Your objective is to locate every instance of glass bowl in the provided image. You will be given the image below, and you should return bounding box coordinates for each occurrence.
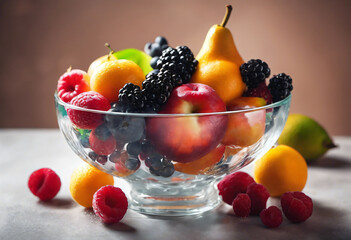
[55,93,291,216]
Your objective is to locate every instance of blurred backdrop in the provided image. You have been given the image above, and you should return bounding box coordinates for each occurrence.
[0,0,350,135]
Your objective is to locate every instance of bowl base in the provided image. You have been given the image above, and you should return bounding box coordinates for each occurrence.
[128,180,220,216]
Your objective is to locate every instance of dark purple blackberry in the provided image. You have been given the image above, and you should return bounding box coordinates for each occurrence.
[146,155,175,178]
[141,70,176,112]
[156,46,198,84]
[240,59,271,89]
[118,83,147,112]
[268,73,293,102]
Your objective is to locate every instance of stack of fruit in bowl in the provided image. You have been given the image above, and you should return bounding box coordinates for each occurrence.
[55,5,293,183]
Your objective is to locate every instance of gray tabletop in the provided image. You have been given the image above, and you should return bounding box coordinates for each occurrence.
[1,129,351,240]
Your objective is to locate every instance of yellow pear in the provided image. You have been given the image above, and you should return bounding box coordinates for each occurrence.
[191,5,246,104]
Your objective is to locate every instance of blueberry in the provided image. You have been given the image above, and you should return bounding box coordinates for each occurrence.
[150,56,159,69]
[109,151,121,163]
[96,155,108,165]
[145,156,162,168]
[94,124,112,141]
[149,166,160,176]
[159,165,175,178]
[125,157,140,171]
[155,36,168,47]
[141,141,153,154]
[144,42,152,55]
[126,141,142,157]
[150,43,162,57]
[105,109,145,143]
[88,151,98,160]
[80,137,90,148]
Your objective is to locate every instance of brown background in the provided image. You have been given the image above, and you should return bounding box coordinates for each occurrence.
[0,0,350,135]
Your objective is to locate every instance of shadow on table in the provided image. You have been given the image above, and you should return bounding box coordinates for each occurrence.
[38,197,75,209]
[104,222,137,232]
[308,155,351,169]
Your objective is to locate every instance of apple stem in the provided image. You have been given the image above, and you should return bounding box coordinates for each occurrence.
[220,5,233,27]
[66,66,72,72]
[105,43,115,61]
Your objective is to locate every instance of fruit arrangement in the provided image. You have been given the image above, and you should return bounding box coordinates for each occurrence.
[55,5,294,180]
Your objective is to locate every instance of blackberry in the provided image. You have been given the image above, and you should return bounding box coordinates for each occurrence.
[118,83,147,112]
[146,155,175,178]
[240,59,271,89]
[156,46,198,84]
[268,73,293,102]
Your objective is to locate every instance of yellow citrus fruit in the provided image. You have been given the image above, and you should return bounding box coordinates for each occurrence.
[253,145,308,197]
[90,59,145,102]
[69,163,114,208]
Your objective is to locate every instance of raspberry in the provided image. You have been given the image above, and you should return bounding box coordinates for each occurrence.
[28,168,61,201]
[67,91,111,129]
[246,183,270,215]
[245,82,272,104]
[260,206,283,228]
[57,69,90,103]
[92,186,128,224]
[281,191,313,223]
[217,171,255,205]
[89,125,116,156]
[232,193,251,217]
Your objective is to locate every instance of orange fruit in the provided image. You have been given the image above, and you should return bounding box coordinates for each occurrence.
[191,60,245,104]
[87,54,118,77]
[90,59,145,102]
[253,145,308,197]
[69,163,114,208]
[174,144,225,175]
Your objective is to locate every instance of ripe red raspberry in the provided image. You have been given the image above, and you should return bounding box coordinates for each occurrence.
[217,171,255,205]
[67,91,110,129]
[245,82,272,104]
[89,126,116,156]
[246,182,270,215]
[57,69,90,103]
[93,185,128,224]
[281,191,313,223]
[232,193,251,217]
[260,206,283,228]
[28,168,61,201]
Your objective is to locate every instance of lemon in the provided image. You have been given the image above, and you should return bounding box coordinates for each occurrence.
[69,163,114,208]
[278,114,336,162]
[254,145,308,197]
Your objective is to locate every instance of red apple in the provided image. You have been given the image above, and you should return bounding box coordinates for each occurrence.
[221,97,266,147]
[146,83,228,163]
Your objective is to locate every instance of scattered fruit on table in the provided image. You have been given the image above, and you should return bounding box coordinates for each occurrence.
[87,43,118,77]
[57,69,90,103]
[28,168,61,201]
[113,48,153,75]
[222,97,266,147]
[217,171,255,205]
[246,182,270,215]
[232,193,251,217]
[253,145,308,197]
[217,171,313,228]
[278,113,336,162]
[174,144,225,175]
[69,162,114,208]
[92,185,128,224]
[146,83,228,163]
[281,191,313,223]
[67,91,111,129]
[260,206,283,228]
[192,6,246,104]
[90,59,145,103]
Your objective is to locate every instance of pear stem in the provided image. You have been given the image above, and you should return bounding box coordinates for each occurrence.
[324,141,338,149]
[105,43,115,61]
[220,5,233,27]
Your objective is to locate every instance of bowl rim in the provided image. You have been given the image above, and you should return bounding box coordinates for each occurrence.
[54,92,291,117]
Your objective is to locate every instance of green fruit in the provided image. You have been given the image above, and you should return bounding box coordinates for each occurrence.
[113,48,152,75]
[278,114,336,162]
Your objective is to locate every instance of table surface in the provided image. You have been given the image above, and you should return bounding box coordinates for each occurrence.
[1,129,351,240]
